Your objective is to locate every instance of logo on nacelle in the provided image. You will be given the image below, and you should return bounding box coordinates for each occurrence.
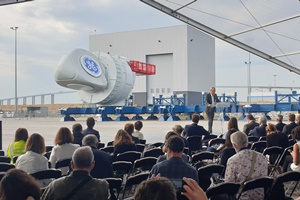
[80,55,101,77]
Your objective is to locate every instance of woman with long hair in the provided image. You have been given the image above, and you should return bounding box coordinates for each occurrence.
[7,128,28,162]
[113,129,137,161]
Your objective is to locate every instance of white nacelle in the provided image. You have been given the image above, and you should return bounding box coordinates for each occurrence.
[55,49,135,106]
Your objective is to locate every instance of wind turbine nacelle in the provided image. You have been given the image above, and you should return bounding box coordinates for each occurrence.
[55,49,135,106]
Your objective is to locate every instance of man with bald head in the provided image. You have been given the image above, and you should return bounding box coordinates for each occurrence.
[205,87,220,133]
[41,147,109,200]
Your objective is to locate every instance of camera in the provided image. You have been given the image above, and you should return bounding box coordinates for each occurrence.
[170,179,187,193]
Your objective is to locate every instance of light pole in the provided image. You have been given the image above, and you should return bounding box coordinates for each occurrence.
[245,53,251,105]
[10,26,18,115]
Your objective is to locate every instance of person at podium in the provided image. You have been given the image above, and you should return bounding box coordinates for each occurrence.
[205,87,220,133]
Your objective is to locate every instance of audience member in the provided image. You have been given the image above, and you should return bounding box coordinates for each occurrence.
[150,136,198,183]
[72,123,84,146]
[290,126,300,171]
[157,131,189,163]
[218,128,237,173]
[41,147,109,200]
[113,129,137,161]
[49,127,79,175]
[182,114,209,138]
[243,114,259,135]
[296,114,300,126]
[82,134,113,178]
[222,117,239,139]
[173,124,188,147]
[7,128,28,162]
[124,123,140,144]
[249,116,267,138]
[275,114,286,132]
[82,117,100,141]
[0,169,41,200]
[15,133,50,187]
[133,120,144,140]
[134,177,176,200]
[182,177,208,200]
[225,131,268,200]
[282,113,298,135]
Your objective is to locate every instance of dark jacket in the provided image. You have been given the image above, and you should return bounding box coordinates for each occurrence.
[83,128,100,142]
[243,120,259,135]
[276,122,286,132]
[183,123,210,138]
[90,146,113,179]
[282,122,298,135]
[73,131,84,146]
[249,124,267,138]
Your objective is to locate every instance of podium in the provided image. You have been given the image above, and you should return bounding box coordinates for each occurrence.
[216,102,230,134]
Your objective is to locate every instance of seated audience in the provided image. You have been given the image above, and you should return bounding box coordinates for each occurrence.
[15,133,50,187]
[282,113,298,135]
[7,128,28,162]
[173,124,188,147]
[218,128,237,173]
[82,134,113,178]
[49,127,79,175]
[41,147,109,200]
[0,169,41,200]
[113,129,137,161]
[225,131,268,200]
[243,114,259,135]
[157,131,189,163]
[133,120,144,140]
[275,114,286,132]
[290,126,300,171]
[72,123,84,146]
[296,114,300,126]
[249,116,267,138]
[124,123,140,144]
[82,117,100,141]
[266,123,288,149]
[182,114,209,138]
[222,117,239,139]
[150,136,198,183]
[134,177,176,200]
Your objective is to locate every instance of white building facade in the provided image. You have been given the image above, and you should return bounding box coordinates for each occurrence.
[89,25,215,106]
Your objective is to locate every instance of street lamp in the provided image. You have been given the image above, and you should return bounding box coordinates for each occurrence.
[10,26,18,115]
[245,53,251,105]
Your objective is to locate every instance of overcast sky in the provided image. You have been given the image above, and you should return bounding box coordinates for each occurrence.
[0,0,299,104]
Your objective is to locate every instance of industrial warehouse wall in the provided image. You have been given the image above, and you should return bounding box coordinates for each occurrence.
[89,25,215,106]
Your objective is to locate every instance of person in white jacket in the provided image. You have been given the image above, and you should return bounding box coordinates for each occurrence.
[49,127,80,175]
[16,133,50,187]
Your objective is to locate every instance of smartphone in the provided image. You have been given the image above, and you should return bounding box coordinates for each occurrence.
[170,179,187,193]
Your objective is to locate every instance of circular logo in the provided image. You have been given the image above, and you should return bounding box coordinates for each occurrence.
[80,55,101,77]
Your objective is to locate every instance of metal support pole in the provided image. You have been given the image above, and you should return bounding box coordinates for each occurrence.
[10,26,18,115]
[0,121,2,150]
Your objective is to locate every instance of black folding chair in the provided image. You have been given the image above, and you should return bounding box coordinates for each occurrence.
[139,139,146,144]
[247,136,259,143]
[97,142,105,149]
[259,136,267,141]
[0,163,15,172]
[206,182,240,200]
[104,177,122,200]
[116,151,141,164]
[136,144,145,153]
[237,176,274,200]
[45,146,54,152]
[250,141,267,153]
[143,148,163,158]
[262,146,284,175]
[198,164,225,191]
[30,169,62,181]
[0,156,11,163]
[0,150,4,156]
[113,161,133,179]
[121,172,149,199]
[202,134,218,149]
[100,146,114,154]
[55,158,71,175]
[208,138,226,148]
[191,151,215,164]
[151,142,164,148]
[132,157,157,174]
[107,141,114,146]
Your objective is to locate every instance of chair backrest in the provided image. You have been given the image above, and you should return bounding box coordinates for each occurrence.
[187,136,202,153]
[100,146,114,154]
[133,157,157,172]
[151,142,164,148]
[288,139,296,147]
[45,146,54,152]
[143,148,163,158]
[112,161,133,179]
[135,144,145,153]
[55,158,71,169]
[206,182,240,200]
[12,156,18,164]
[202,134,218,143]
[268,171,300,198]
[97,142,105,149]
[259,136,266,141]
[262,146,283,165]
[0,163,15,172]
[139,139,146,144]
[0,150,4,156]
[237,176,274,200]
[191,151,214,164]
[104,177,123,200]
[0,156,11,163]
[122,172,150,199]
[30,169,62,180]
[250,141,267,153]
[183,147,189,155]
[275,145,293,168]
[107,141,114,146]
[208,138,226,147]
[247,136,259,143]
[197,164,225,191]
[116,151,141,164]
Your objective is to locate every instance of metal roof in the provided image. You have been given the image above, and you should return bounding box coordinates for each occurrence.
[141,0,300,75]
